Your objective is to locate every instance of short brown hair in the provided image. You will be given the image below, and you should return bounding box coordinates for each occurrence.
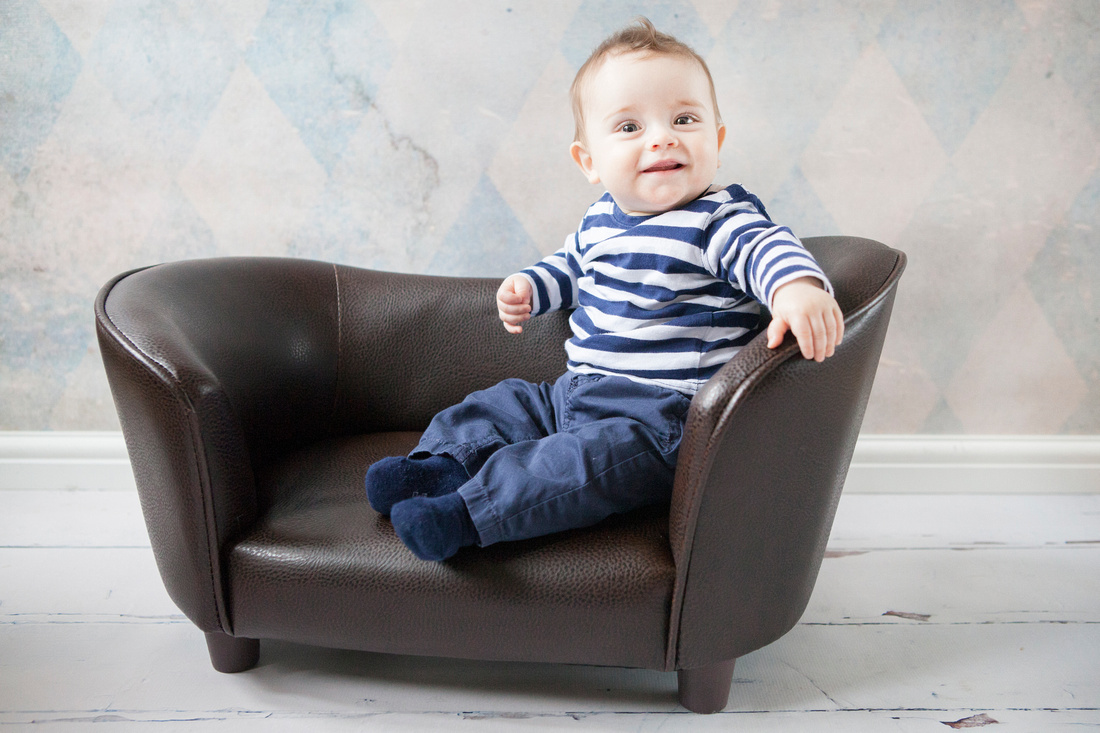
[570,17,721,143]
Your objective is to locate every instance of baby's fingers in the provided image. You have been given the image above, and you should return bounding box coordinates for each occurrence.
[498,305,531,334]
[498,300,531,317]
[767,313,819,359]
[805,314,827,362]
[497,289,528,305]
[766,315,789,350]
[824,305,844,358]
[799,310,838,361]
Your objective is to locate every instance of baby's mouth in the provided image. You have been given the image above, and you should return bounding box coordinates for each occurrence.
[643,160,684,173]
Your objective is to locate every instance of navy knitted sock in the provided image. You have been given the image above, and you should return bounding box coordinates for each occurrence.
[390,492,479,562]
[365,454,468,517]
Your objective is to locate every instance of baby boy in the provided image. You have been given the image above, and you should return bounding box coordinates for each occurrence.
[366,18,844,561]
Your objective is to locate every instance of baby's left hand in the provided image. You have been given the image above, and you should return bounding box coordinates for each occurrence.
[767,277,844,362]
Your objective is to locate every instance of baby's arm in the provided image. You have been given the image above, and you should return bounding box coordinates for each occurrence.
[498,239,581,334]
[766,277,844,362]
[497,274,533,334]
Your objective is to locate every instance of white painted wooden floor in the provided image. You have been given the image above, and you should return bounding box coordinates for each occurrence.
[1,488,1098,731]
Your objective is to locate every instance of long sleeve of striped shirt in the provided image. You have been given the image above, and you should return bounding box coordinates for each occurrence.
[517,184,833,396]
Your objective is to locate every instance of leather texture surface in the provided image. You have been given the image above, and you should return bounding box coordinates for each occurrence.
[95,236,904,673]
[233,431,674,668]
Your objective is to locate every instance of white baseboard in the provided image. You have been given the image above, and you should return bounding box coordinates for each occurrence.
[844,436,1100,493]
[0,432,137,490]
[1,432,1098,493]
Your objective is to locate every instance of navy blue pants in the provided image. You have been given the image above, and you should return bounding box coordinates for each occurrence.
[412,372,693,546]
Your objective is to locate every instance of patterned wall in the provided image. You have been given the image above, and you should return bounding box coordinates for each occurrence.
[1,0,1097,434]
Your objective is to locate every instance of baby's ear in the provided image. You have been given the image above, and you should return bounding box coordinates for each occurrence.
[570,141,601,184]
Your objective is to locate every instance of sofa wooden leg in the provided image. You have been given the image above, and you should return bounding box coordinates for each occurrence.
[677,659,736,713]
[204,632,260,673]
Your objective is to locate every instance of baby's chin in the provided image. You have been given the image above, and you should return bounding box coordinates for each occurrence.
[614,186,711,216]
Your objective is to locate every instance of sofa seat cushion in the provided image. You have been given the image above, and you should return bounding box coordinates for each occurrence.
[226,432,676,669]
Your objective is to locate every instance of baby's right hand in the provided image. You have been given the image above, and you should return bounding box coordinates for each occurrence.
[497,274,533,334]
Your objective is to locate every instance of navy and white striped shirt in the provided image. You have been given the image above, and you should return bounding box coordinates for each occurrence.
[518,184,832,396]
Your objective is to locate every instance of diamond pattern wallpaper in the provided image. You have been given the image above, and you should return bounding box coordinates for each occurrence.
[1,0,1097,434]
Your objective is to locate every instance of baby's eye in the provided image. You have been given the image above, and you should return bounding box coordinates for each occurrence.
[619,122,640,134]
[674,115,698,125]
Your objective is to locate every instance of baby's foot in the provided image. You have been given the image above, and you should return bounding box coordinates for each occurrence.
[390,492,479,562]
[364,455,467,516]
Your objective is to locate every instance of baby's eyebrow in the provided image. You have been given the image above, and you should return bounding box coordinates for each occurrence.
[602,106,636,123]
[602,99,708,121]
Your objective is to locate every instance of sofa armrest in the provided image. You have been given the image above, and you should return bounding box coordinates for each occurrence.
[96,257,344,633]
[665,238,905,670]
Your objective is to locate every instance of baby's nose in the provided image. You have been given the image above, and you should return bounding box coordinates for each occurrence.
[648,127,678,148]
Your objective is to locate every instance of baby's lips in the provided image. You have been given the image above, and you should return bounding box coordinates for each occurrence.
[643,159,683,173]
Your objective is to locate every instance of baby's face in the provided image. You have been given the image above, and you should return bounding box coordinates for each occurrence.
[571,51,725,216]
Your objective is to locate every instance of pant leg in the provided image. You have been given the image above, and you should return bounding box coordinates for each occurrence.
[459,373,693,546]
[412,377,558,475]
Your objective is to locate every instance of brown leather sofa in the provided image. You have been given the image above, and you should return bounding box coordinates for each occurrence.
[95,236,904,713]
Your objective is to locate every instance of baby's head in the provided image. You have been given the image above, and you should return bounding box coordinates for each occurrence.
[570,18,721,145]
[568,18,726,216]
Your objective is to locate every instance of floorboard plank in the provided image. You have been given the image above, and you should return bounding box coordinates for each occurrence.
[806,546,1100,624]
[2,709,1098,731]
[1,621,1095,719]
[826,494,1100,549]
[0,490,148,548]
[0,548,179,618]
